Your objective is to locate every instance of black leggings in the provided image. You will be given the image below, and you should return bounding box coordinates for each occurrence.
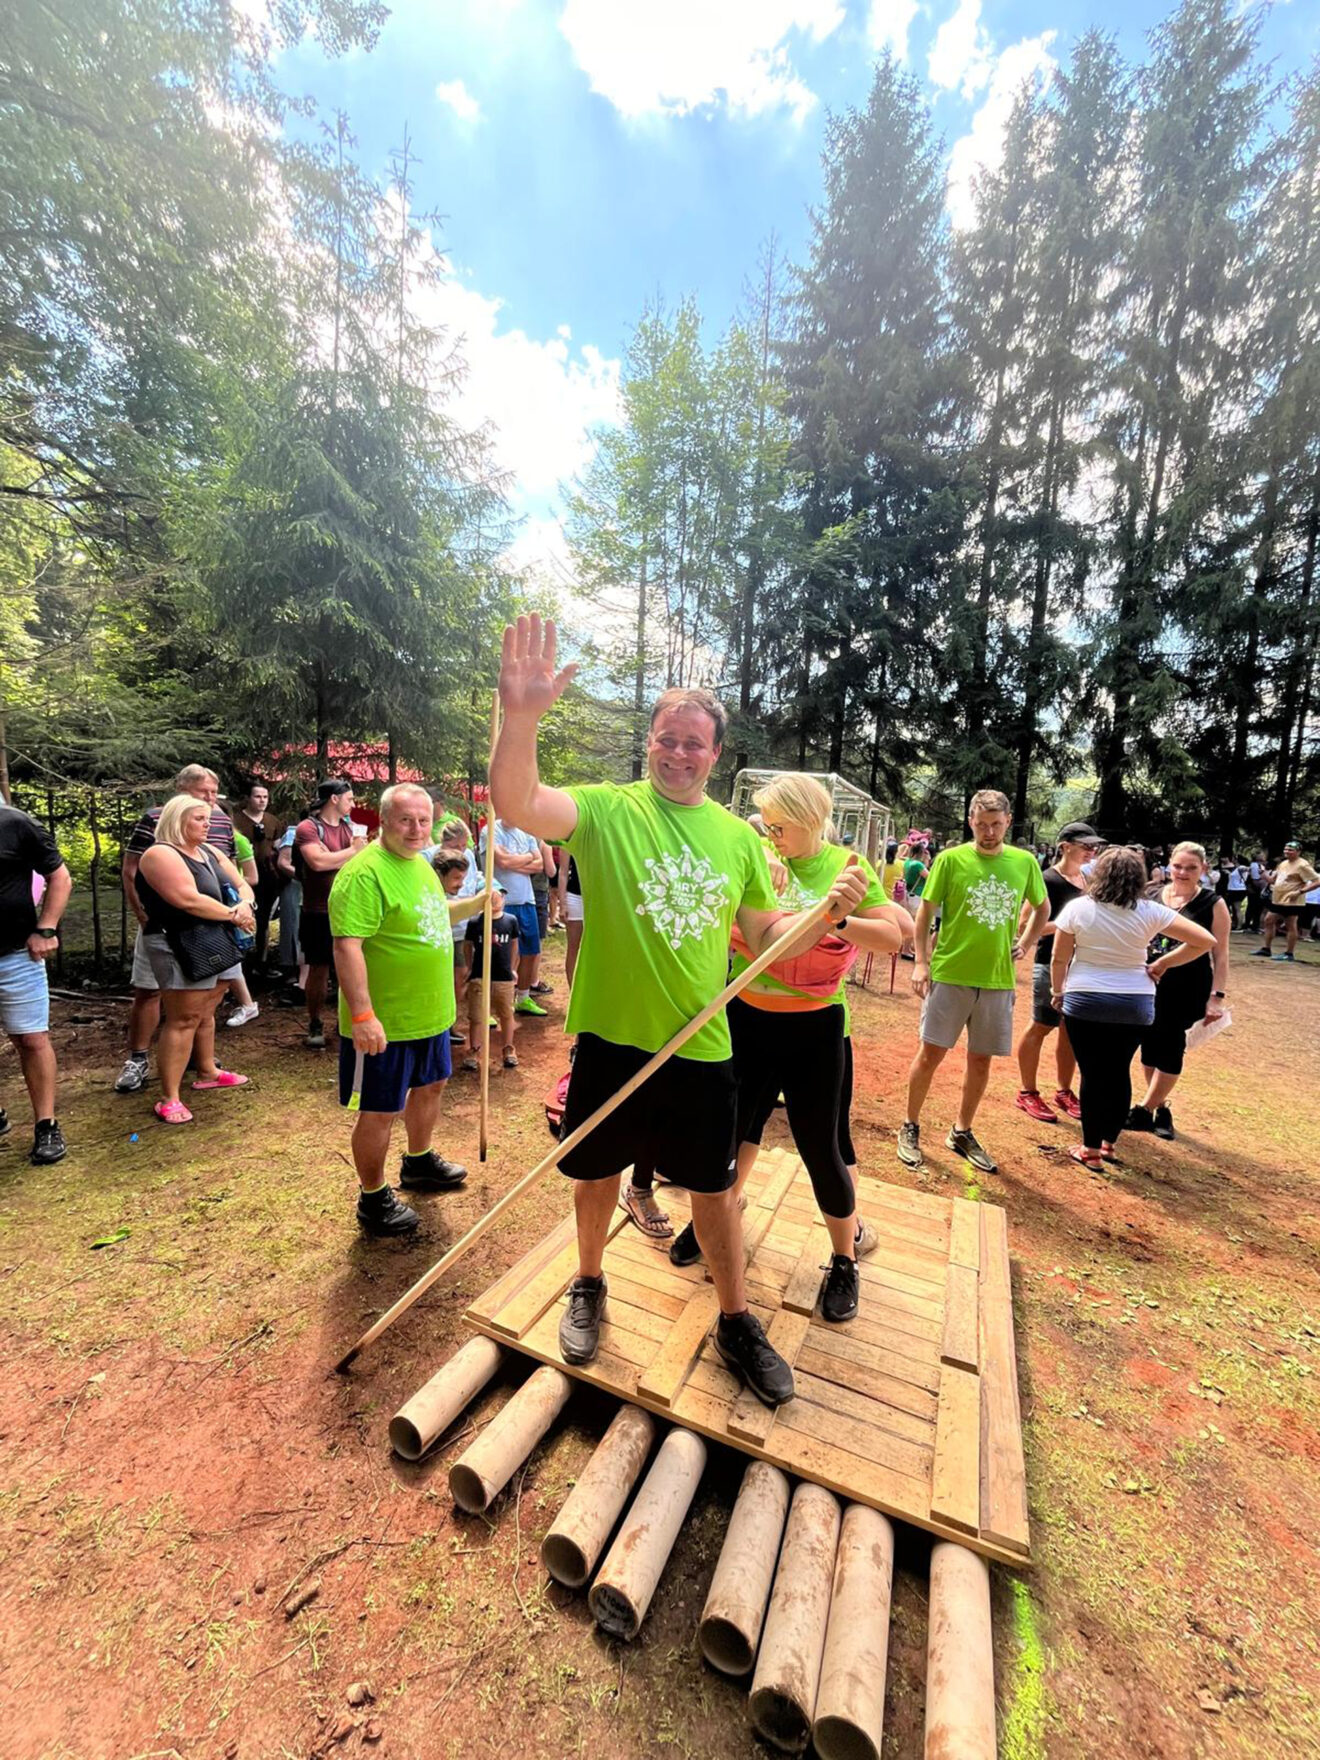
[1063,1016,1146,1150]
[744,1036,856,1167]
[729,998,854,1219]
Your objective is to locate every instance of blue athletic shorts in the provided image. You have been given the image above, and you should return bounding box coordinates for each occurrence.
[504,900,541,958]
[0,948,51,1035]
[338,1030,452,1114]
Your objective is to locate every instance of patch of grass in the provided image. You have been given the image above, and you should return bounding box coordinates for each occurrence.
[1001,1579,1050,1760]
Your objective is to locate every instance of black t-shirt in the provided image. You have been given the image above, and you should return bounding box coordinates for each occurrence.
[0,805,66,956]
[466,911,518,983]
[1035,865,1085,966]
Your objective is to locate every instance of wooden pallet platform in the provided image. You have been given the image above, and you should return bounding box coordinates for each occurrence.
[464,1148,1030,1567]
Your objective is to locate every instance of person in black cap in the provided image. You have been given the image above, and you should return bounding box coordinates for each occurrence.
[294,781,367,1047]
[1014,822,1103,1124]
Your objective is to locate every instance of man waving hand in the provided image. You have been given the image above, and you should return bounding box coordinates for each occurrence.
[491,615,867,1406]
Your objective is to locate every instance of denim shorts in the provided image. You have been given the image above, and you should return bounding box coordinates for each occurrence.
[0,948,51,1035]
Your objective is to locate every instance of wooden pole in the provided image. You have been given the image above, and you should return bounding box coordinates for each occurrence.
[478,690,500,1163]
[333,880,847,1373]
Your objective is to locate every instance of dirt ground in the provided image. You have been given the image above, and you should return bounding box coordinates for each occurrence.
[0,933,1316,1760]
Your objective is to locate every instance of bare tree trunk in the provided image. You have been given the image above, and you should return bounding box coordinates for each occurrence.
[632,550,649,781]
[116,795,127,968]
[88,789,103,971]
[0,704,10,804]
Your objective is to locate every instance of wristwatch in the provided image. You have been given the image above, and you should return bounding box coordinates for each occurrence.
[34,926,58,939]
[1213,990,1226,998]
[832,915,850,931]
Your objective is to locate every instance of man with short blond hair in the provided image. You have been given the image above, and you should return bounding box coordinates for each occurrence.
[330,784,487,1235]
[899,788,1049,1175]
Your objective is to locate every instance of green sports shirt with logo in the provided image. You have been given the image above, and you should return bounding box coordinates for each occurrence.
[562,781,779,1060]
[923,841,1047,991]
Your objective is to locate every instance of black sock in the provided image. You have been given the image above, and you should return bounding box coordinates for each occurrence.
[359,1184,390,1206]
[403,1148,433,1164]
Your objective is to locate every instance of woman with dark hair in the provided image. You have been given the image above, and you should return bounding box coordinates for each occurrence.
[1049,847,1215,1170]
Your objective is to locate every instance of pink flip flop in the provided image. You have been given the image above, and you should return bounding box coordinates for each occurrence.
[154,1099,193,1124]
[191,1070,248,1090]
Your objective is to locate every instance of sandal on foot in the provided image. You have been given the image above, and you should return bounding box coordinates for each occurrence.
[503,1049,519,1068]
[619,1183,674,1240]
[461,1054,480,1073]
[1067,1146,1102,1169]
[1100,1141,1123,1164]
[155,1099,193,1124]
[191,1070,248,1090]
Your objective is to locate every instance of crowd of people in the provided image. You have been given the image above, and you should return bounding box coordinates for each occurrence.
[0,633,1310,1408]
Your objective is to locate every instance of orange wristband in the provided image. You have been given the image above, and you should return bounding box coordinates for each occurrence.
[351,1010,375,1024]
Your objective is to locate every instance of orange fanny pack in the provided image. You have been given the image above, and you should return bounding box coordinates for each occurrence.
[730,924,859,998]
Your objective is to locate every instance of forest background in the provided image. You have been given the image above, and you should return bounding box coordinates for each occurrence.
[2,0,1318,966]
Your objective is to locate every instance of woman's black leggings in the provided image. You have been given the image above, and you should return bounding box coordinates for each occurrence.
[1063,1016,1146,1149]
[729,997,854,1219]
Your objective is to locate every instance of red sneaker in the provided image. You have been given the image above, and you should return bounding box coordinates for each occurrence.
[1016,1089,1058,1123]
[1053,1088,1082,1121]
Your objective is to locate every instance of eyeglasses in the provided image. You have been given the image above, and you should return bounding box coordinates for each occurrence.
[763,822,789,838]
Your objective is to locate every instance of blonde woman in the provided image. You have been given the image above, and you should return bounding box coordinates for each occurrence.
[669,774,903,1324]
[1127,840,1230,1140]
[136,795,254,1123]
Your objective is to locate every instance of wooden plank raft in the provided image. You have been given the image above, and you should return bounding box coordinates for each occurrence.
[464,1148,1030,1566]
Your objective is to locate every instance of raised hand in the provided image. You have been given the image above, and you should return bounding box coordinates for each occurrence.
[499,614,579,721]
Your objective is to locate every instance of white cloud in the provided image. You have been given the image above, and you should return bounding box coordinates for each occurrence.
[866,0,919,62]
[558,0,845,123]
[412,263,621,501]
[928,0,992,96]
[434,78,482,123]
[946,31,1056,228]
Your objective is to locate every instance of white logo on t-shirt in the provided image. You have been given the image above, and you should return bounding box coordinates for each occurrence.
[966,875,1017,931]
[414,889,452,949]
[636,844,729,950]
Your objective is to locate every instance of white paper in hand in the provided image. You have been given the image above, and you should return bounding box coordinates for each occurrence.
[1184,1008,1231,1054]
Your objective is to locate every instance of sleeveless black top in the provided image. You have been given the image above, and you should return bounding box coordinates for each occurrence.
[136,846,225,935]
[1147,883,1217,1021]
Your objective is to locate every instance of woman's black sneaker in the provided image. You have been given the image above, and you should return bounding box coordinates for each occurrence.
[399,1149,468,1190]
[0,1107,9,1136]
[558,1274,607,1364]
[1153,1106,1175,1140]
[1125,1105,1155,1133]
[31,1119,67,1165]
[821,1254,859,1323]
[668,1220,702,1267]
[714,1311,795,1407]
[356,1186,420,1236]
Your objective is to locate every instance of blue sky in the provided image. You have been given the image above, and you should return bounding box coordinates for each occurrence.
[271,0,1317,575]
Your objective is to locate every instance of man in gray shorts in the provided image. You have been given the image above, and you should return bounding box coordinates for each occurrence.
[899,789,1049,1174]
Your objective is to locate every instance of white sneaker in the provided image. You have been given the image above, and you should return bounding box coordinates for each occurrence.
[226,1003,260,1028]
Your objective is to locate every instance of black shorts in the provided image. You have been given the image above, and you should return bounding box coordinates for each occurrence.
[558,1032,737,1193]
[301,911,332,966]
[1267,902,1302,919]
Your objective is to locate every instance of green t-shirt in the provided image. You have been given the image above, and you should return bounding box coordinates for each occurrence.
[924,841,1047,991]
[904,857,927,898]
[563,781,778,1061]
[328,841,455,1041]
[730,844,888,1011]
[234,830,254,867]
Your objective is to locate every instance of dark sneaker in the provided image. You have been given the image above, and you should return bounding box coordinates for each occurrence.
[558,1274,607,1365]
[114,1054,150,1094]
[529,981,555,995]
[1125,1105,1155,1133]
[0,1107,8,1136]
[821,1254,860,1323]
[668,1219,702,1267]
[400,1149,468,1191]
[1251,946,1271,957]
[714,1310,795,1407]
[356,1186,420,1236]
[31,1119,68,1165]
[1272,952,1295,962]
[946,1127,998,1175]
[306,1019,326,1049]
[896,1120,923,1169]
[1153,1106,1175,1140]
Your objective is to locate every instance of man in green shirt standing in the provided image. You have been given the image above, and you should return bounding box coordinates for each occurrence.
[330,784,489,1236]
[898,788,1049,1175]
[491,614,868,1407]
